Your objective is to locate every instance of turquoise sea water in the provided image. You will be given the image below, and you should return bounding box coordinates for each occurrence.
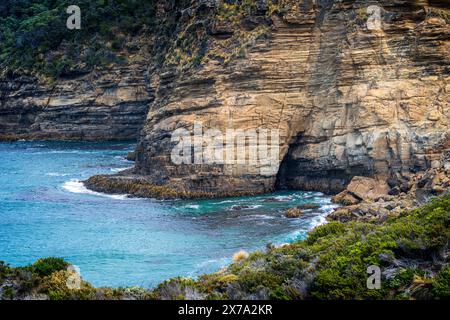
[0,141,337,288]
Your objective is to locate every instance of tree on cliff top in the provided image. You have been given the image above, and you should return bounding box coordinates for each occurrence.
[0,0,157,78]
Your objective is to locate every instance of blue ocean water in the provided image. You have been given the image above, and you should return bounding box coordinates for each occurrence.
[0,141,337,288]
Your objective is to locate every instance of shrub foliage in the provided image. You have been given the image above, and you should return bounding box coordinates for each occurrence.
[0,0,157,77]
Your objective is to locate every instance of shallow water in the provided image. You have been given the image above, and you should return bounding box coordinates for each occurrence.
[0,141,337,288]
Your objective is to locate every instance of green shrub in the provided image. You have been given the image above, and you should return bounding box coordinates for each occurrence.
[41,270,96,300]
[306,222,347,244]
[1,194,448,300]
[0,0,157,77]
[238,269,283,293]
[0,261,11,279]
[173,193,450,300]
[32,257,69,277]
[432,266,450,299]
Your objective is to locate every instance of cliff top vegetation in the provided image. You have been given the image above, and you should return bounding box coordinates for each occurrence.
[0,0,157,78]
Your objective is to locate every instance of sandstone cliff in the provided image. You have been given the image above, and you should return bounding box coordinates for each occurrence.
[0,0,448,196]
[0,64,152,141]
[87,0,450,197]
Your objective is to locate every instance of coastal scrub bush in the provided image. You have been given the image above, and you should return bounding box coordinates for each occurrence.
[31,257,69,277]
[0,0,157,77]
[1,193,449,300]
[232,250,249,262]
[0,261,11,279]
[40,269,96,300]
[432,266,450,298]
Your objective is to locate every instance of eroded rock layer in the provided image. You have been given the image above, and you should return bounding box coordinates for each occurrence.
[0,0,448,197]
[0,65,152,141]
[89,0,449,197]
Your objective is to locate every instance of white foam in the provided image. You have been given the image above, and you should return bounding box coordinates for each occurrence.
[188,257,230,277]
[114,155,134,161]
[47,172,69,177]
[245,214,275,220]
[320,204,340,213]
[49,150,88,154]
[185,204,200,210]
[110,166,133,173]
[279,199,339,245]
[212,200,236,204]
[272,195,293,202]
[310,214,328,229]
[31,150,87,155]
[229,204,262,211]
[62,179,130,200]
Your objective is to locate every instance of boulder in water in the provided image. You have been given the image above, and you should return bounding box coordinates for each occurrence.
[284,207,303,218]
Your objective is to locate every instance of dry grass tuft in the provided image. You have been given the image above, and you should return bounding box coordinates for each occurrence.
[233,250,249,262]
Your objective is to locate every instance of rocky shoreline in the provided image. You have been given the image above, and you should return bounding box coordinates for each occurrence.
[85,150,450,226]
[1,0,449,301]
[328,151,450,223]
[83,173,273,200]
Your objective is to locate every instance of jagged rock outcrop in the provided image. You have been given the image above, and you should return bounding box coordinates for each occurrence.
[329,149,450,222]
[87,0,449,197]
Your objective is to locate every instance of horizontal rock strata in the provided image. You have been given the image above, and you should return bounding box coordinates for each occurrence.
[89,0,449,197]
[0,1,448,198]
[0,65,152,141]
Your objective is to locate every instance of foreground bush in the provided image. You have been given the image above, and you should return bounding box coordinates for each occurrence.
[31,257,69,277]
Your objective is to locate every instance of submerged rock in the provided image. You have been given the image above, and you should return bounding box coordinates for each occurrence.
[5,193,449,300]
[297,204,320,210]
[284,207,303,218]
[126,151,136,162]
[230,205,252,211]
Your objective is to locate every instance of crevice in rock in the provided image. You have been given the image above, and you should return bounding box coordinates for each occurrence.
[275,133,363,195]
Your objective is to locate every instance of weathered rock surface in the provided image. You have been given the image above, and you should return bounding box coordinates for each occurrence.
[329,150,450,222]
[0,1,448,198]
[332,176,390,205]
[0,65,152,141]
[88,0,449,198]
[284,207,303,218]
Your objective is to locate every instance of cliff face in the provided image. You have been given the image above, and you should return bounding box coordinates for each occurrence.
[92,0,448,196]
[0,64,152,141]
[1,0,448,196]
